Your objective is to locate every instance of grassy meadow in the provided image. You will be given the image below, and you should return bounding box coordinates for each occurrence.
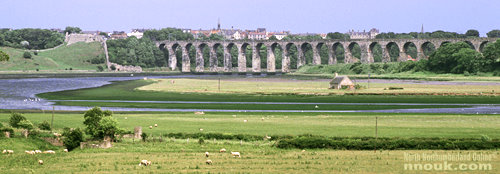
[1,112,499,173]
[0,42,105,71]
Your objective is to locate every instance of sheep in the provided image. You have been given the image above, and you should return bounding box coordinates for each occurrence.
[149,126,153,129]
[25,150,35,155]
[53,133,62,137]
[231,152,241,158]
[219,148,226,153]
[139,160,151,166]
[205,152,209,157]
[38,160,43,165]
[194,111,205,115]
[243,120,248,123]
[63,149,68,152]
[315,105,319,109]
[301,150,306,153]
[3,150,14,154]
[199,128,204,131]
[154,124,158,127]
[205,159,212,165]
[43,150,55,154]
[35,150,42,154]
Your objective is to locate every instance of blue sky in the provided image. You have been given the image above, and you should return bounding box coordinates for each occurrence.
[1,0,499,36]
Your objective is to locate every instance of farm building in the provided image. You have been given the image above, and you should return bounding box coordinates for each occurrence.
[329,73,354,89]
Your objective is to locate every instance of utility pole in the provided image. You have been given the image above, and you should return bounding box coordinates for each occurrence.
[375,116,378,153]
[51,106,55,129]
[218,76,221,92]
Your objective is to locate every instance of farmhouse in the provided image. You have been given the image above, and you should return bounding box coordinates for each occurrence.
[329,73,354,89]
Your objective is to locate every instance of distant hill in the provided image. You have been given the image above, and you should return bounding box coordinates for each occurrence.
[0,42,105,72]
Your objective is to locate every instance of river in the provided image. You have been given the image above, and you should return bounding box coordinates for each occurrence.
[0,76,498,114]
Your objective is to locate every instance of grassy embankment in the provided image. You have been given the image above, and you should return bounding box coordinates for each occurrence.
[37,78,500,110]
[0,42,105,72]
[1,112,499,173]
[290,64,500,81]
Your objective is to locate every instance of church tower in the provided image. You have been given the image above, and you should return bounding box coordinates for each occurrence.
[217,18,221,31]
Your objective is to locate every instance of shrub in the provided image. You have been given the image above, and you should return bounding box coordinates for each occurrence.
[23,51,32,59]
[36,68,39,72]
[63,128,85,151]
[9,113,27,128]
[198,137,205,144]
[38,120,51,131]
[69,67,73,70]
[110,65,116,71]
[34,51,38,55]
[481,135,492,142]
[18,120,34,130]
[354,84,365,89]
[97,66,104,72]
[141,132,148,142]
[388,87,404,90]
[0,122,3,128]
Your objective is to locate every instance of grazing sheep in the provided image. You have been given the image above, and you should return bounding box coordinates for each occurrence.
[3,150,14,154]
[43,150,55,154]
[219,148,226,153]
[243,120,248,123]
[63,149,68,152]
[264,135,271,140]
[139,160,151,166]
[25,151,35,155]
[301,150,306,153]
[149,126,153,129]
[205,159,212,165]
[53,133,62,137]
[315,105,319,109]
[194,111,205,115]
[199,128,203,131]
[261,117,265,121]
[231,152,241,158]
[154,124,158,127]
[124,117,128,120]
[205,152,209,157]
[38,160,43,165]
[35,150,42,154]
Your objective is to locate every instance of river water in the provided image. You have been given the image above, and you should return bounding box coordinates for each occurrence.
[0,76,499,114]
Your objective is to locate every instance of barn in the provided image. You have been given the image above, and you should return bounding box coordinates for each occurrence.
[329,73,354,89]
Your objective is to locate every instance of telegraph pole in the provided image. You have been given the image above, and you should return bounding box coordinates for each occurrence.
[51,106,55,129]
[375,116,378,153]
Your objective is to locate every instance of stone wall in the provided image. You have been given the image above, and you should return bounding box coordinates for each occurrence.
[65,33,105,45]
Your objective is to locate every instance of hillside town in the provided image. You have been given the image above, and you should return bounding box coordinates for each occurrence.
[45,20,379,41]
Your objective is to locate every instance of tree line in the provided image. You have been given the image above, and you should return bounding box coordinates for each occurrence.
[0,28,65,50]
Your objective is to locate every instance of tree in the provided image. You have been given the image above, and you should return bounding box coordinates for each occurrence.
[481,39,500,71]
[83,107,112,139]
[98,116,120,140]
[23,51,32,59]
[0,50,9,61]
[63,128,84,151]
[465,29,479,37]
[38,120,52,131]
[487,30,500,38]
[64,26,82,34]
[428,42,481,73]
[268,35,278,41]
[327,32,349,40]
[209,34,224,41]
[9,113,27,128]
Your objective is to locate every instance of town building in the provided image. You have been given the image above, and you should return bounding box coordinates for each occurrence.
[110,31,128,40]
[127,29,146,39]
[347,28,379,39]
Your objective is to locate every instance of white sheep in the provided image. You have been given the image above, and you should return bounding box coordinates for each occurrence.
[38,160,43,165]
[35,150,42,154]
[205,152,209,157]
[205,159,212,165]
[199,128,204,131]
[149,126,153,129]
[63,149,68,152]
[231,152,241,158]
[243,120,248,123]
[25,150,35,155]
[194,111,205,115]
[219,148,226,153]
[315,105,319,109]
[43,150,55,154]
[261,117,264,121]
[301,150,306,153]
[154,124,158,127]
[3,150,14,154]
[139,160,151,166]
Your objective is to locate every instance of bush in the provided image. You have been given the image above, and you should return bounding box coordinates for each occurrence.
[198,137,205,144]
[9,113,27,128]
[141,132,148,142]
[34,51,38,55]
[110,65,116,71]
[38,120,51,131]
[388,87,404,90]
[63,128,85,151]
[23,51,32,59]
[18,120,34,130]
[0,122,3,128]
[97,66,104,72]
[69,67,73,70]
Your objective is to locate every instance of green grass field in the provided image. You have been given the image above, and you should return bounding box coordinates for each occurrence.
[1,112,499,173]
[0,42,105,71]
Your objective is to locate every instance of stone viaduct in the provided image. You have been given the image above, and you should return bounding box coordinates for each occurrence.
[156,38,496,73]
